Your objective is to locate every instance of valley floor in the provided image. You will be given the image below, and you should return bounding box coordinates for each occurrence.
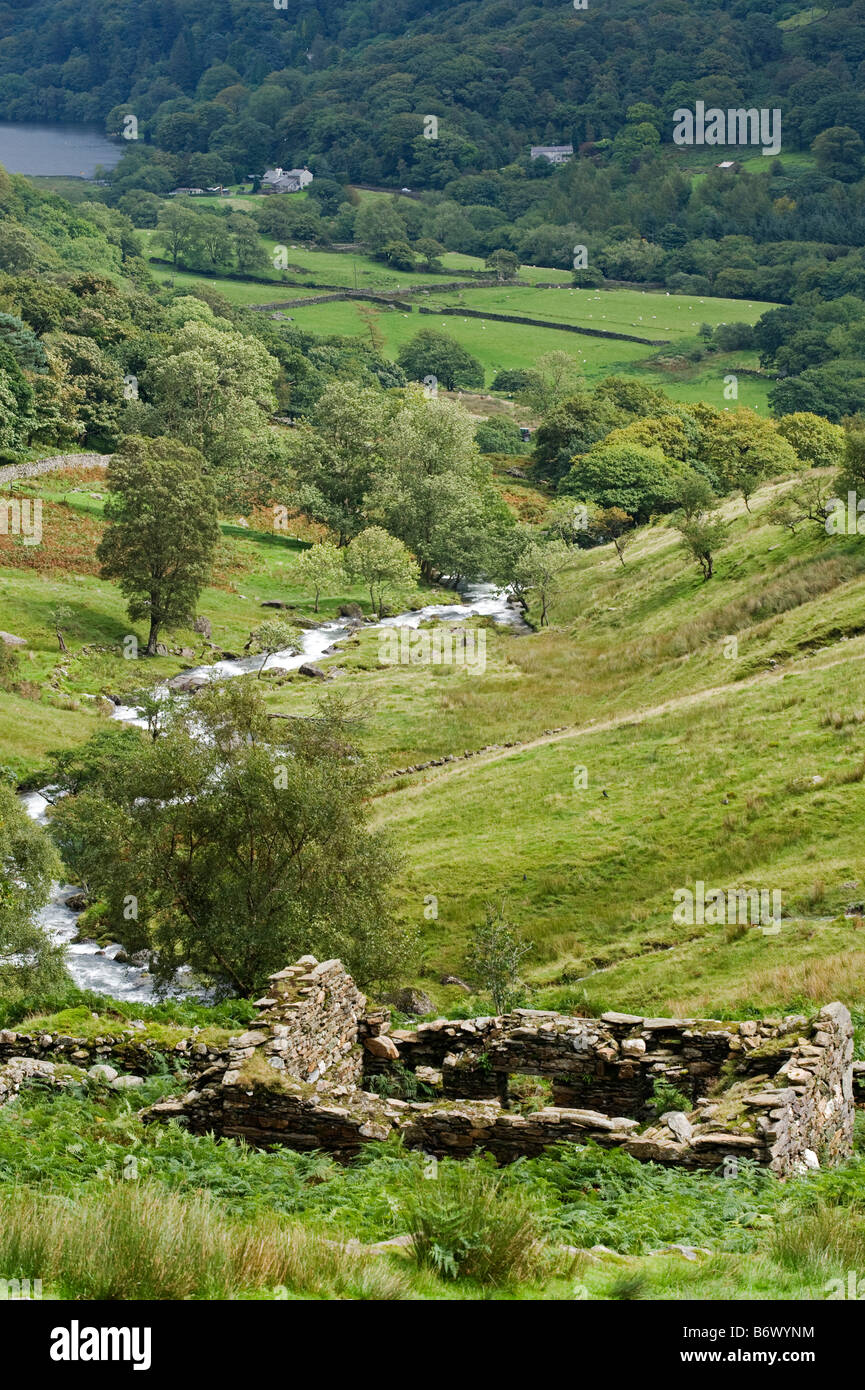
[3,461,865,1301]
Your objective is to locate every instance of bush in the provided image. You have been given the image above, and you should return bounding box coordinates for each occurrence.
[404,1161,549,1284]
[491,369,530,392]
[475,416,526,454]
[665,272,712,295]
[563,442,683,521]
[712,322,755,353]
[396,329,484,391]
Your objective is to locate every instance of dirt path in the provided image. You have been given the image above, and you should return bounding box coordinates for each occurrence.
[384,636,865,797]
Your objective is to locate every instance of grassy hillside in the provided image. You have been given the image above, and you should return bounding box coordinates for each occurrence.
[0,465,454,781]
[8,457,862,1028]
[10,458,863,1024]
[233,471,865,1021]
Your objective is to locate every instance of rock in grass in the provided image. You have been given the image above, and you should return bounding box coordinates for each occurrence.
[382,988,434,1016]
[87,1064,118,1084]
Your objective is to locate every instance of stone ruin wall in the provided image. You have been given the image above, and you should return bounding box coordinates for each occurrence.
[227,956,367,1090]
[141,957,857,1177]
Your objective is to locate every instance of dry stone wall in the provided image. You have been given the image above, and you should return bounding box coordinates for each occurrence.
[229,955,367,1089]
[0,453,110,484]
[0,1026,222,1075]
[141,956,856,1177]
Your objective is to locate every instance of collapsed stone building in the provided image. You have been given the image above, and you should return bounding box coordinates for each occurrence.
[142,956,856,1175]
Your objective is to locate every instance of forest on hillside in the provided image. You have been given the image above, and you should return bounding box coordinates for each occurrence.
[0,0,862,184]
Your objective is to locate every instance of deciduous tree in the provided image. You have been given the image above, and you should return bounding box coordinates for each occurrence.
[0,782,65,1004]
[97,436,220,656]
[344,526,419,617]
[47,689,409,996]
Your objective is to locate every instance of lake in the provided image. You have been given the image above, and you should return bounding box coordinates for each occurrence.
[0,121,123,177]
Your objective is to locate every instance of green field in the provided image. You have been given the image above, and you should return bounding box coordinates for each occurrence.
[148,266,331,304]
[283,293,655,367]
[434,284,775,337]
[139,212,777,411]
[778,6,827,29]
[279,294,771,408]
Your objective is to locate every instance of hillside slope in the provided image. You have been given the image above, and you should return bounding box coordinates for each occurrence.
[0,0,862,183]
[273,471,865,1020]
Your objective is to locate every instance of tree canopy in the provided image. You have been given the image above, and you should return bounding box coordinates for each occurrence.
[97,435,220,655]
[47,688,410,996]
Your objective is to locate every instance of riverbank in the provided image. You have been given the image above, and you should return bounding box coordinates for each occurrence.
[20,581,521,1000]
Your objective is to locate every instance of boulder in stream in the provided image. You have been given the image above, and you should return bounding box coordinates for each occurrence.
[166,672,209,692]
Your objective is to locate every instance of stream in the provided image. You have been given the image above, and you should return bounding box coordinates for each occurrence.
[21,583,519,1001]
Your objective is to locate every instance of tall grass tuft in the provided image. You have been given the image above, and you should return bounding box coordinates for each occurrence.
[0,1183,412,1301]
[771,1204,865,1284]
[403,1161,550,1285]
[606,1270,651,1299]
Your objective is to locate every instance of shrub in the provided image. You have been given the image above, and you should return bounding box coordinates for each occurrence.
[404,1161,549,1284]
[712,322,755,353]
[491,369,530,392]
[465,902,533,1013]
[475,416,526,455]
